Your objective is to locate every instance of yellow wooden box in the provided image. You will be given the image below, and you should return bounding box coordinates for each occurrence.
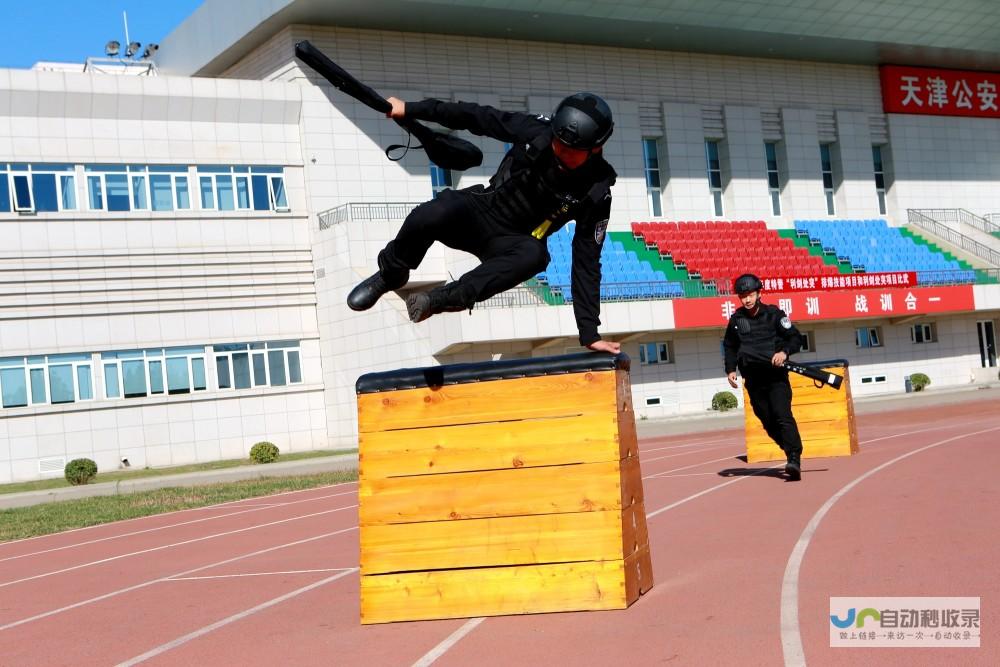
[743,360,858,464]
[356,353,653,624]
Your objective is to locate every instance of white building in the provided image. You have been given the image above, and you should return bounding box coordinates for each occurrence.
[1,0,998,482]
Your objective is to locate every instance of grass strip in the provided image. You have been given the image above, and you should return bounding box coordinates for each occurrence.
[0,449,357,496]
[0,470,359,542]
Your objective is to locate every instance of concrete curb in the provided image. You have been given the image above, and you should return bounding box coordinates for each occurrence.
[0,453,358,510]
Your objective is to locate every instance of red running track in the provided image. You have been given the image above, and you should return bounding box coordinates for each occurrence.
[0,399,997,666]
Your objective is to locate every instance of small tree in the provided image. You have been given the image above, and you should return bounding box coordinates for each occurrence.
[910,373,931,392]
[64,458,98,485]
[249,441,280,464]
[712,391,738,412]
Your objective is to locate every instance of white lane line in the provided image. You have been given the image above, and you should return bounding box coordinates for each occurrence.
[166,568,355,581]
[640,437,734,453]
[639,444,735,465]
[640,456,739,479]
[412,618,487,667]
[115,567,359,666]
[0,489,359,564]
[0,505,357,589]
[780,425,1000,667]
[0,480,358,550]
[0,526,358,631]
[646,465,783,519]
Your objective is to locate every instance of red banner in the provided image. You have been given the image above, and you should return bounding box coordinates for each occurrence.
[761,272,916,293]
[880,65,1000,118]
[673,284,976,329]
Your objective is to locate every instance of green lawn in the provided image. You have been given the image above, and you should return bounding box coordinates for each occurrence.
[0,470,359,542]
[0,449,357,496]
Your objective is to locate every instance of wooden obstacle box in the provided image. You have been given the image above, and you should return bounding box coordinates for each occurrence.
[744,359,858,464]
[355,352,653,624]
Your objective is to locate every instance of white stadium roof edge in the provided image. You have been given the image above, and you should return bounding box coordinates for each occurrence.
[156,0,1000,78]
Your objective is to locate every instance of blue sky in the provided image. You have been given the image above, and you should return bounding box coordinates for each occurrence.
[0,1,204,69]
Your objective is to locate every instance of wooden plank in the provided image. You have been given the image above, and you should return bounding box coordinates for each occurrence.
[357,370,618,433]
[623,545,654,605]
[745,418,852,447]
[359,459,630,526]
[747,435,855,463]
[621,501,649,557]
[616,369,640,460]
[360,509,626,575]
[744,392,849,423]
[359,413,622,480]
[360,560,629,623]
[619,456,645,508]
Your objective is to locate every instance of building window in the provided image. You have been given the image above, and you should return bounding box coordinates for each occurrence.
[872,146,887,215]
[101,347,207,399]
[855,326,882,348]
[705,140,723,216]
[642,138,663,217]
[0,353,93,409]
[910,323,937,344]
[126,165,191,211]
[639,341,672,365]
[799,331,813,353]
[85,164,286,212]
[430,164,453,198]
[196,166,288,212]
[213,341,302,390]
[0,164,76,213]
[860,375,887,385]
[820,144,835,215]
[764,142,781,216]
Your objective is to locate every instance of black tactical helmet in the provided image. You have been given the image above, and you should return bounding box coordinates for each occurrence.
[551,93,614,149]
[734,273,764,295]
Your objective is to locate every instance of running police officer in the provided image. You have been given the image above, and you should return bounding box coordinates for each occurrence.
[723,273,805,480]
[346,93,621,354]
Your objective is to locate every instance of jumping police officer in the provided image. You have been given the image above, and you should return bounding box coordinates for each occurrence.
[346,93,621,354]
[723,273,805,480]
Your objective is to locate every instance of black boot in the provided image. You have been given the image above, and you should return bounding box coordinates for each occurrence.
[785,455,801,481]
[406,283,474,323]
[346,253,409,312]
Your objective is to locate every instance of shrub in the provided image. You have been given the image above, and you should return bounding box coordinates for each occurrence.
[910,373,931,392]
[64,458,98,485]
[712,391,738,412]
[249,441,280,464]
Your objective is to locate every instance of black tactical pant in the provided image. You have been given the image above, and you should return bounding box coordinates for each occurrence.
[743,367,803,461]
[378,188,550,308]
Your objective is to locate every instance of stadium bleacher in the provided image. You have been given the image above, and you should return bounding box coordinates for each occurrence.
[537,223,686,301]
[794,219,977,285]
[534,218,977,303]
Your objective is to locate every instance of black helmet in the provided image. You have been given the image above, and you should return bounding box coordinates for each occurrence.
[551,93,614,149]
[734,273,763,294]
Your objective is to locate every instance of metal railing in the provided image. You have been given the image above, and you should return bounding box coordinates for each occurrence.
[318,202,422,230]
[907,210,1000,267]
[909,208,1000,236]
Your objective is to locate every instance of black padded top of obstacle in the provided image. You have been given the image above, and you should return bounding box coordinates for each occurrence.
[807,358,849,368]
[356,352,630,394]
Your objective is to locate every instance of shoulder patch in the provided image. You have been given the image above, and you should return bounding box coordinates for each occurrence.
[780,316,792,329]
[594,219,609,244]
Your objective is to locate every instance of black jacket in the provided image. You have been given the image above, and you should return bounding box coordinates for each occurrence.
[406,99,617,347]
[723,302,803,375]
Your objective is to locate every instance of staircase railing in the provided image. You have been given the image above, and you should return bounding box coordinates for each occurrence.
[318,202,422,230]
[906,209,1000,267]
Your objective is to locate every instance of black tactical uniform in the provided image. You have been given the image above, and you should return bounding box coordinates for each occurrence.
[355,98,617,347]
[723,301,805,471]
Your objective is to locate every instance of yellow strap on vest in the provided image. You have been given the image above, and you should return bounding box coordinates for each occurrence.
[530,219,553,240]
